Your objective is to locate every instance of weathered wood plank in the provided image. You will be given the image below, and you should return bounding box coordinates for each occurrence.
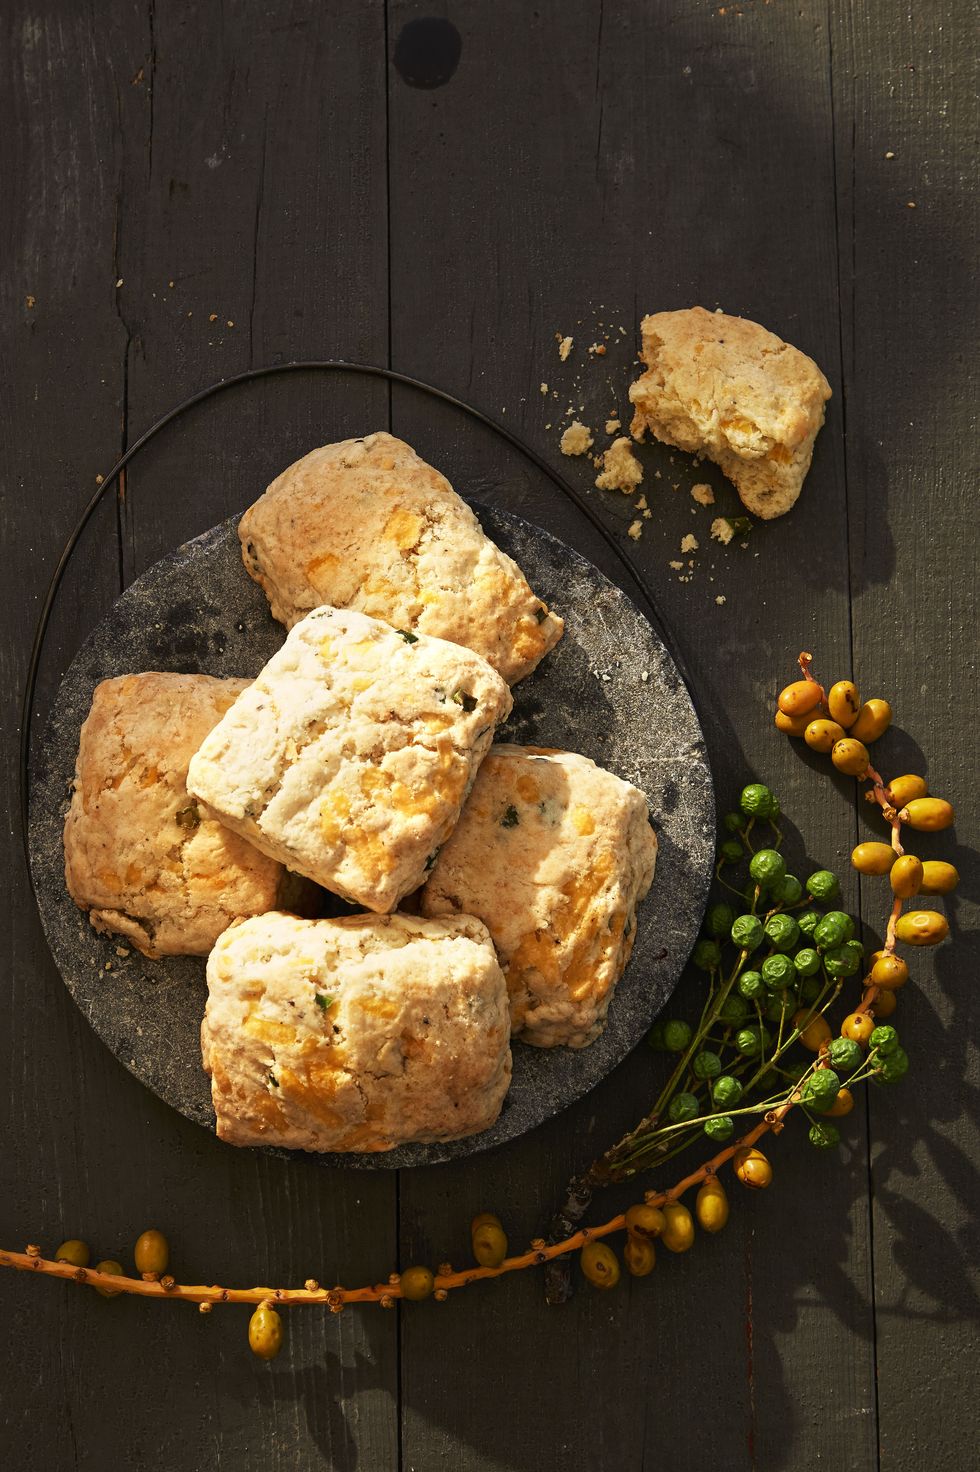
[831,3,980,1468]
[388,3,877,1468]
[1,4,399,1470]
[0,8,142,1470]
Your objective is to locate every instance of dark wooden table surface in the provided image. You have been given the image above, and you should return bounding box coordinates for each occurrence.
[2,4,977,1469]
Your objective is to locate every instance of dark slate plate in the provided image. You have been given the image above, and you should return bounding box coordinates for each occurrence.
[28,506,713,1167]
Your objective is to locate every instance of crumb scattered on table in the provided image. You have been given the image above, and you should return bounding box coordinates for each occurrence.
[540,382,548,394]
[560,420,594,456]
[680,533,699,553]
[596,436,643,493]
[710,517,735,545]
[691,482,715,506]
[556,334,573,361]
[627,519,643,540]
[669,559,684,571]
[715,595,727,605]
[605,418,621,434]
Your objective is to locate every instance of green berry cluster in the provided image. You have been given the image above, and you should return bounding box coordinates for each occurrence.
[637,783,908,1173]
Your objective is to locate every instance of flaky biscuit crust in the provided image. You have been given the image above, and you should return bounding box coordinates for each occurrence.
[202,911,511,1151]
[64,673,292,957]
[628,307,831,518]
[186,607,513,913]
[238,432,563,683]
[421,745,657,1048]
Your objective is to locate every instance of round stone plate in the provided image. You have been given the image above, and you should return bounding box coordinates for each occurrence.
[29,506,714,1167]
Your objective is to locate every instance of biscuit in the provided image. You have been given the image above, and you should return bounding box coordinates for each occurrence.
[64,673,301,958]
[186,606,513,913]
[202,910,512,1151]
[420,745,657,1048]
[238,432,563,683]
[628,307,831,518]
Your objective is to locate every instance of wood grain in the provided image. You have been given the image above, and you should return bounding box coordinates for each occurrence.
[0,0,975,1467]
[388,3,875,1468]
[831,2,980,1467]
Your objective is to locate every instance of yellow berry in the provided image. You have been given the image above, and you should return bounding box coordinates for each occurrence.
[832,738,870,777]
[890,855,923,898]
[887,774,928,808]
[793,1009,832,1052]
[841,1012,875,1046]
[661,1201,696,1252]
[399,1266,435,1301]
[134,1230,169,1277]
[733,1147,772,1190]
[623,1235,657,1276]
[775,707,813,737]
[827,680,862,728]
[580,1240,621,1288]
[93,1260,125,1298]
[901,797,955,831]
[919,861,959,895]
[471,1221,508,1268]
[850,698,892,744]
[248,1303,284,1360]
[825,1087,855,1118]
[874,988,898,1018]
[624,1203,666,1239]
[871,954,909,990]
[695,1178,730,1233]
[55,1239,90,1269]
[895,910,949,947]
[851,842,896,876]
[777,680,825,717]
[805,718,847,753]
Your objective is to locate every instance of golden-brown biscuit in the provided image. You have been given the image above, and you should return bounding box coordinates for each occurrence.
[186,607,513,914]
[64,673,304,958]
[238,432,563,683]
[202,910,511,1151]
[628,307,831,518]
[420,745,657,1048]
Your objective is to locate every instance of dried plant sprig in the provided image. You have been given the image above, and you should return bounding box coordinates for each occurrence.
[1,653,947,1353]
[545,651,947,1299]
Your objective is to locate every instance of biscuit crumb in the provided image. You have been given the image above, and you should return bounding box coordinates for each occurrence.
[680,534,699,554]
[115,278,123,288]
[560,420,594,457]
[691,482,715,506]
[25,293,36,308]
[540,382,548,394]
[635,495,648,510]
[605,418,621,434]
[641,671,649,682]
[710,517,735,546]
[669,560,684,571]
[209,313,218,322]
[715,595,727,605]
[885,150,895,159]
[595,436,643,494]
[627,520,643,540]
[556,334,573,361]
